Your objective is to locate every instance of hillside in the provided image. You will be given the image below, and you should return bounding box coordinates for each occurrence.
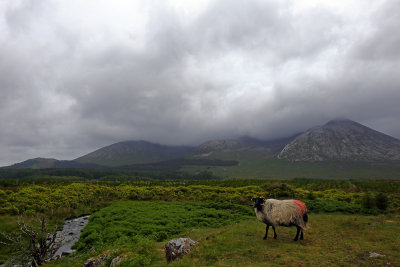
[75,140,195,166]
[278,119,400,162]
[192,135,298,159]
[4,119,400,179]
[4,158,103,169]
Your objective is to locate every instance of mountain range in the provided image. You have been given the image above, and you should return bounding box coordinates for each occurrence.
[4,119,400,178]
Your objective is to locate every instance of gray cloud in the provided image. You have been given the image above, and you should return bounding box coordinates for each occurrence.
[0,0,399,165]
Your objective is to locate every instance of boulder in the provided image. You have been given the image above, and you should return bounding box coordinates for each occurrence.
[110,256,125,267]
[369,252,385,258]
[164,238,198,263]
[83,250,113,267]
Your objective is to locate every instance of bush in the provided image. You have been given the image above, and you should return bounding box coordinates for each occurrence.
[362,193,375,209]
[375,192,389,210]
[306,199,363,214]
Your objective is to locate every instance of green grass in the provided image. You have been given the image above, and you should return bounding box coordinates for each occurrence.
[183,155,400,179]
[44,201,400,267]
[43,200,253,266]
[1,178,399,266]
[164,214,400,266]
[0,215,20,263]
[46,212,400,266]
[75,201,253,250]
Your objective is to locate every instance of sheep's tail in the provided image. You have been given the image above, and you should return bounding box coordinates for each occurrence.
[293,200,308,229]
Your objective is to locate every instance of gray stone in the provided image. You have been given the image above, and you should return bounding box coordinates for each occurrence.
[369,252,385,258]
[82,251,113,267]
[110,256,125,267]
[164,238,198,263]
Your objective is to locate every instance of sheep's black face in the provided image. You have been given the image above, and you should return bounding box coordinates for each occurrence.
[252,197,265,211]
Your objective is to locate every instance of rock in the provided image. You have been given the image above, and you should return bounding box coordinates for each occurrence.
[164,238,198,263]
[110,255,126,267]
[369,252,385,258]
[83,250,113,267]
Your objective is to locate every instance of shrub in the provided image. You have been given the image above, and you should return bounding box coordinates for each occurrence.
[375,192,389,210]
[362,193,375,209]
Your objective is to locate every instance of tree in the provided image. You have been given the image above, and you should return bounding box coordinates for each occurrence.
[0,217,61,266]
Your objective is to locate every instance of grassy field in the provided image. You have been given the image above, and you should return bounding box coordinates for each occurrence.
[75,201,253,249]
[183,155,400,179]
[165,214,400,266]
[43,203,400,267]
[1,179,399,266]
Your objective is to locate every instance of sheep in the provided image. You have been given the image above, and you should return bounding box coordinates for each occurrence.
[251,196,308,241]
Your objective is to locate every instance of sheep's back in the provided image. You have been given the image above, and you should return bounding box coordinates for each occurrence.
[264,199,307,229]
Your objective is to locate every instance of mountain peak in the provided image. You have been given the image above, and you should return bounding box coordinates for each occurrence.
[278,120,400,162]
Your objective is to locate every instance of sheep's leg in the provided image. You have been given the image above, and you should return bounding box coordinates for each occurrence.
[294,226,300,241]
[272,226,277,239]
[263,224,270,240]
[300,229,304,240]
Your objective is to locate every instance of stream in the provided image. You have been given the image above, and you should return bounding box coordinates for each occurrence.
[52,215,90,259]
[0,215,90,266]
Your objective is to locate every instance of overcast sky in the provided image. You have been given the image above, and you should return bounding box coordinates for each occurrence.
[1,0,400,165]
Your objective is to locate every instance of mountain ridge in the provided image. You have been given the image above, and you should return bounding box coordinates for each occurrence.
[278,119,400,162]
[75,140,196,167]
[4,157,104,169]
[4,119,400,170]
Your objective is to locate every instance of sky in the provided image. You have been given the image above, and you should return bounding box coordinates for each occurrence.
[1,0,400,166]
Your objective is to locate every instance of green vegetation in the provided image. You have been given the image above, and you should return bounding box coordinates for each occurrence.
[46,204,400,267]
[76,201,252,249]
[3,154,400,180]
[0,166,223,181]
[184,153,400,179]
[1,178,399,266]
[1,179,399,217]
[167,214,400,266]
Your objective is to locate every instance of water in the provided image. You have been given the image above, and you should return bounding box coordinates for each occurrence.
[0,215,90,266]
[52,215,90,258]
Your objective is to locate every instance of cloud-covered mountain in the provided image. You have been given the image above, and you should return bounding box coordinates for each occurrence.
[192,135,299,157]
[278,119,400,162]
[75,140,195,166]
[1,1,400,166]
[4,119,400,171]
[4,158,103,169]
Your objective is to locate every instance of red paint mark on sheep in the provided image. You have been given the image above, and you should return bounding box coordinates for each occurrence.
[294,200,307,215]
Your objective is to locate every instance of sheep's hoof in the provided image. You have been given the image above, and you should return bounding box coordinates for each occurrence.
[294,238,298,241]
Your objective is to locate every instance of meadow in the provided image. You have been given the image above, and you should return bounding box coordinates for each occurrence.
[0,178,399,266]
